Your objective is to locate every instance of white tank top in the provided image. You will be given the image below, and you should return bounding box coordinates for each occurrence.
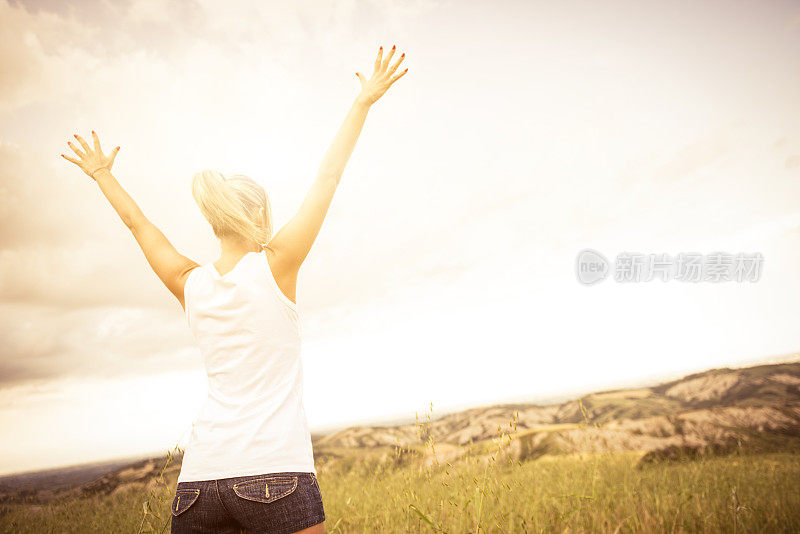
[177,250,316,483]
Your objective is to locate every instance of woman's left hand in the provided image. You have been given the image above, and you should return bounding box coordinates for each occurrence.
[61,131,120,180]
[356,45,408,106]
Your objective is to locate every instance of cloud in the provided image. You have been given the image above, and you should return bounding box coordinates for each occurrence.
[0,302,197,389]
[0,142,98,249]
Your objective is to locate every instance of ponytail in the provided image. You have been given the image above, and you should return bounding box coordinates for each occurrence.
[191,170,272,246]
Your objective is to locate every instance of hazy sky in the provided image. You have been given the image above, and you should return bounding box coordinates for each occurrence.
[1,0,800,475]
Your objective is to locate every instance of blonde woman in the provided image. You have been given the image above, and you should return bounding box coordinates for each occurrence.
[61,45,407,534]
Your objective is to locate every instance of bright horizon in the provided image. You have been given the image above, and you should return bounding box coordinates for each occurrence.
[3,350,798,478]
[2,0,800,477]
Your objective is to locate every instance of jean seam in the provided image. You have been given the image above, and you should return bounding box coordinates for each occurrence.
[214,479,237,521]
[232,475,298,489]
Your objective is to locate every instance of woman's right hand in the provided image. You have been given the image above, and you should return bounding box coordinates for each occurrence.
[356,45,408,105]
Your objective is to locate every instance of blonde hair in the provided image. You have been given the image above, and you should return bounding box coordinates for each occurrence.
[191,170,273,247]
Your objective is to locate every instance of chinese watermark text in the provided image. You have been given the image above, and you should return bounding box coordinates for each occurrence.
[576,249,763,285]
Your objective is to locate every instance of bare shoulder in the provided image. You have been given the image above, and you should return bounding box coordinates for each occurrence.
[177,260,202,311]
[264,247,298,305]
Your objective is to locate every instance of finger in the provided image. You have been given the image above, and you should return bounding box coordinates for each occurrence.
[386,52,405,78]
[61,153,80,165]
[356,72,367,88]
[67,141,85,158]
[91,130,102,153]
[74,133,91,153]
[108,145,120,166]
[381,45,396,72]
[373,46,383,74]
[388,67,408,86]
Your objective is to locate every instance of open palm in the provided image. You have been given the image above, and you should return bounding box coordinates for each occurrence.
[356,45,408,105]
[61,131,120,180]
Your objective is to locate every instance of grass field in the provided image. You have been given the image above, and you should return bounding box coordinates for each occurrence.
[2,448,799,533]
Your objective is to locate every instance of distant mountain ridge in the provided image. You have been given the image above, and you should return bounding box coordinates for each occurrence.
[312,361,800,469]
[2,360,799,503]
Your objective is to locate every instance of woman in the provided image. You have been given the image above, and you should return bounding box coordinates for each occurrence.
[61,45,407,534]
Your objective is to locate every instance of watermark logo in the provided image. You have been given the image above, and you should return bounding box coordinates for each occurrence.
[575,248,610,285]
[576,250,763,285]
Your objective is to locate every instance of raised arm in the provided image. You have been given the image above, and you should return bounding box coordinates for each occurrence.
[267,45,408,280]
[61,131,199,309]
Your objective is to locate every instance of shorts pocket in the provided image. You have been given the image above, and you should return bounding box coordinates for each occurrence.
[172,489,200,516]
[232,475,298,504]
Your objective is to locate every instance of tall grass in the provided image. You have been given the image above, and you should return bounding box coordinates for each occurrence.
[137,443,181,534]
[315,449,800,532]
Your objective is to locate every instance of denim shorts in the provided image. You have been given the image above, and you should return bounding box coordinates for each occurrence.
[170,471,325,534]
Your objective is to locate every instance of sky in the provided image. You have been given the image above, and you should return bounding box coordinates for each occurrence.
[1,0,800,476]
